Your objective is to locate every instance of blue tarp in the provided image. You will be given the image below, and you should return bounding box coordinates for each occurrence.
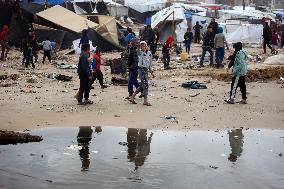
[32,0,66,5]
[184,10,193,20]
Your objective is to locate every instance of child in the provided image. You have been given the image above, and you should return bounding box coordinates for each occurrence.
[21,38,28,65]
[25,42,35,69]
[41,37,52,64]
[225,42,248,104]
[271,30,279,53]
[162,36,174,70]
[77,43,93,105]
[0,26,10,61]
[91,48,107,89]
[214,27,229,68]
[129,41,154,106]
[184,28,193,54]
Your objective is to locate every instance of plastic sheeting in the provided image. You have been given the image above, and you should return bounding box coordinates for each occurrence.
[125,0,165,13]
[73,39,96,54]
[221,24,263,44]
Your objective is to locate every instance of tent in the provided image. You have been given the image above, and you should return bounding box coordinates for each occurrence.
[220,23,263,44]
[35,5,122,51]
[126,0,165,23]
[32,0,66,5]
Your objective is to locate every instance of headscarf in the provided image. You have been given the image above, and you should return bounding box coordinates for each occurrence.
[233,42,242,52]
[165,36,174,45]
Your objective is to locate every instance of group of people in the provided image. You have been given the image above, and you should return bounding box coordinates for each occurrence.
[262,20,283,54]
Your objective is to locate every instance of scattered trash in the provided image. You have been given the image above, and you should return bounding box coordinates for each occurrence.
[57,63,77,69]
[92,150,99,154]
[181,81,207,89]
[120,150,126,153]
[67,144,82,150]
[46,106,54,111]
[55,74,72,82]
[111,77,128,86]
[189,93,200,97]
[118,142,128,146]
[280,77,284,81]
[63,152,72,156]
[209,165,219,169]
[164,115,178,123]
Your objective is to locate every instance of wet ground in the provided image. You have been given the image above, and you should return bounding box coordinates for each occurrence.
[0,126,283,189]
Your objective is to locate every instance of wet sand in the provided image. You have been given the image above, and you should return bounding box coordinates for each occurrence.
[0,45,284,131]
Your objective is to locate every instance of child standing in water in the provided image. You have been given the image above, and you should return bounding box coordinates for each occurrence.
[129,41,154,106]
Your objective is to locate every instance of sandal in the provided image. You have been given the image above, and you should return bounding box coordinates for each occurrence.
[129,98,137,104]
[85,100,93,104]
[143,102,152,106]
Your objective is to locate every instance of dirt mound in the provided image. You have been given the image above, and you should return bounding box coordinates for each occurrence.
[212,66,284,82]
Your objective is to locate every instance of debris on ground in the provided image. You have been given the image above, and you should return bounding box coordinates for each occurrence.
[164,115,178,123]
[189,92,200,97]
[111,77,128,86]
[57,63,77,69]
[118,142,128,146]
[181,81,207,89]
[209,165,219,169]
[54,74,72,82]
[0,130,43,144]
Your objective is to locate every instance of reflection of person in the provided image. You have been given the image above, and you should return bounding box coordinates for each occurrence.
[127,129,153,170]
[228,129,244,162]
[77,126,93,171]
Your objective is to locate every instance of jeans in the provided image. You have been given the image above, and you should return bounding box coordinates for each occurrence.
[128,68,139,96]
[162,53,170,69]
[43,50,51,63]
[215,47,225,66]
[138,68,149,97]
[200,47,213,66]
[92,70,104,86]
[78,76,91,102]
[185,42,191,54]
[263,38,272,53]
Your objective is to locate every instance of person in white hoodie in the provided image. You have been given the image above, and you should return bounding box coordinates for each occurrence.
[129,41,154,106]
[41,37,52,64]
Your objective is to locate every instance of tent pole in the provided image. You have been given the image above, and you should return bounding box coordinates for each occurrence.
[173,10,175,39]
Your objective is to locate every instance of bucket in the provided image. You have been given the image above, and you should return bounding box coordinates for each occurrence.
[180,52,188,61]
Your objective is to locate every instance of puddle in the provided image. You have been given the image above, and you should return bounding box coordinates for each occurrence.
[0,127,283,189]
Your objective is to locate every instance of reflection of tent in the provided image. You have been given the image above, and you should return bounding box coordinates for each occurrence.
[220,23,263,44]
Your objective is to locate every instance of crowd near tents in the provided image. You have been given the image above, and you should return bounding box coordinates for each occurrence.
[0,0,284,51]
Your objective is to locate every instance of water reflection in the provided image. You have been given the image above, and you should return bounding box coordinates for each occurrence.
[228,129,244,162]
[77,126,93,171]
[127,129,153,170]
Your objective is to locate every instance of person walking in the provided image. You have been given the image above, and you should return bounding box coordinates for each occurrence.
[184,27,193,54]
[214,27,229,68]
[199,26,214,67]
[263,22,272,54]
[225,42,248,104]
[0,26,10,61]
[41,37,52,64]
[193,21,203,44]
[129,41,154,106]
[162,36,174,70]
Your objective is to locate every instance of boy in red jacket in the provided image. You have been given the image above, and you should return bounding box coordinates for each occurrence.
[92,48,107,89]
[0,26,10,61]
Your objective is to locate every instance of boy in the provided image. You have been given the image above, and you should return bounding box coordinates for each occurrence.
[214,27,229,68]
[199,26,214,67]
[77,43,93,105]
[129,41,154,106]
[25,42,35,69]
[184,28,193,54]
[162,36,174,70]
[41,37,52,64]
[0,26,10,61]
[225,42,248,104]
[91,48,107,89]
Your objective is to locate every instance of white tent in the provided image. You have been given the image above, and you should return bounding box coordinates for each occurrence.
[125,0,165,13]
[220,23,263,44]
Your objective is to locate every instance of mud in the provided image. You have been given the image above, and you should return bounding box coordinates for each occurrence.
[0,130,43,145]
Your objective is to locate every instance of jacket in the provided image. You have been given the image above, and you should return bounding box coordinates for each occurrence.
[202,31,214,48]
[232,49,248,76]
[138,50,152,71]
[184,32,193,43]
[93,53,101,71]
[127,46,139,70]
[214,33,228,48]
[77,52,91,78]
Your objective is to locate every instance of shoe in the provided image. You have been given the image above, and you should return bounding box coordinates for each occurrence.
[101,85,108,89]
[198,65,204,68]
[84,99,93,104]
[239,100,247,104]
[138,94,144,98]
[78,101,87,105]
[225,99,235,104]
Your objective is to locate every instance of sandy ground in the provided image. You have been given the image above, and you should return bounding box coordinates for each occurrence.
[0,44,284,131]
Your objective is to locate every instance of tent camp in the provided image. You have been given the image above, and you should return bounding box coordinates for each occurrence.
[151,4,207,43]
[126,0,165,23]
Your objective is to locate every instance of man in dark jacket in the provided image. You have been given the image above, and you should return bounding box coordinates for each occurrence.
[77,44,92,105]
[263,22,272,54]
[126,39,140,99]
[209,18,218,39]
[199,26,214,67]
[193,21,203,44]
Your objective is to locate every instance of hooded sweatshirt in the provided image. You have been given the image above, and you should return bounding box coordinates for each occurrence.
[0,26,9,42]
[232,48,248,77]
[214,27,228,48]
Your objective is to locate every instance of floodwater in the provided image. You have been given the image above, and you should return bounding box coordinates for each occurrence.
[0,127,283,189]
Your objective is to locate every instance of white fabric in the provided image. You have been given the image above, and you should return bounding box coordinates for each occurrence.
[73,39,96,54]
[126,0,165,13]
[220,24,263,44]
[73,3,87,14]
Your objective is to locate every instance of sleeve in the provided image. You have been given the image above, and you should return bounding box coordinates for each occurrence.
[228,52,237,69]
[214,35,217,48]
[149,52,153,72]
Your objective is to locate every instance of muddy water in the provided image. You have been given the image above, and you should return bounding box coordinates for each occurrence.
[0,127,283,189]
